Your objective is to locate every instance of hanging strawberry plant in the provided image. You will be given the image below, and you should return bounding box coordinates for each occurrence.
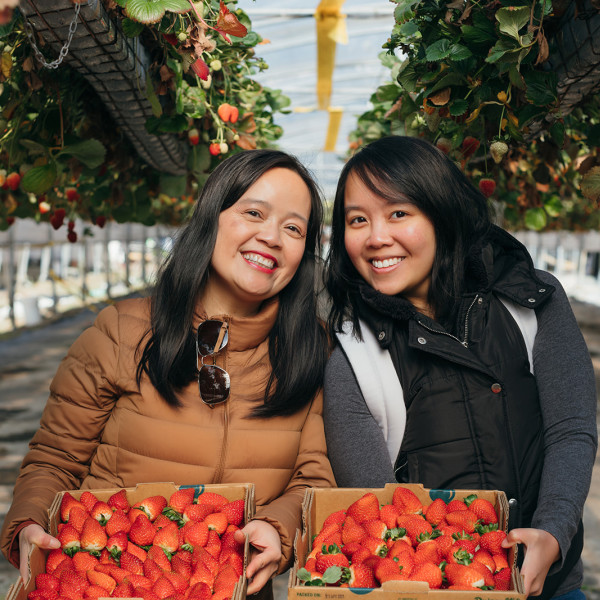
[347,0,600,231]
[0,0,291,233]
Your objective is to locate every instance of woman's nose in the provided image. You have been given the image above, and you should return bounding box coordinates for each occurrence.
[367,222,393,247]
[256,220,282,247]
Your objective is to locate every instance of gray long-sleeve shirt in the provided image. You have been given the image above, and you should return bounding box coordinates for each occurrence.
[324,271,598,594]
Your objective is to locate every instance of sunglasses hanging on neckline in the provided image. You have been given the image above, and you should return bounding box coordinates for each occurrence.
[196,319,230,407]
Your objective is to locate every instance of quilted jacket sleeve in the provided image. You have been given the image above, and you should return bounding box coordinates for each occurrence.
[252,389,336,573]
[0,305,121,566]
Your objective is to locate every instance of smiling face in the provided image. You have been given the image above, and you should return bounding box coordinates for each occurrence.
[202,167,312,317]
[344,172,436,314]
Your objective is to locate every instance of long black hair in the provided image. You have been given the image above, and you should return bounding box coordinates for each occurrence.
[137,149,328,417]
[326,136,492,332]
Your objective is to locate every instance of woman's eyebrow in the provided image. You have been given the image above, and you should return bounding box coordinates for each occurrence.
[239,197,308,223]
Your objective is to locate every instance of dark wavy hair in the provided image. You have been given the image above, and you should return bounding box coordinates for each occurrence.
[137,149,327,417]
[326,136,492,332]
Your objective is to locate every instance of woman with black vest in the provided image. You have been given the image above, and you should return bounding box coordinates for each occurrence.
[323,135,597,600]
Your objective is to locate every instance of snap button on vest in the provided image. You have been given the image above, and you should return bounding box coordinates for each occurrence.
[539,288,546,293]
[528,298,536,303]
[378,331,385,341]
[417,337,427,345]
[509,498,518,509]
[491,383,502,393]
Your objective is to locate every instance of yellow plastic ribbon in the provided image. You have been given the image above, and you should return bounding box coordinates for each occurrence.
[323,106,344,152]
[315,0,347,110]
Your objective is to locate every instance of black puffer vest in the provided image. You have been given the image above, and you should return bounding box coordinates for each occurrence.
[355,227,582,598]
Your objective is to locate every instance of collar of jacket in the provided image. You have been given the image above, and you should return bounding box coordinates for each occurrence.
[354,226,555,348]
[193,297,279,351]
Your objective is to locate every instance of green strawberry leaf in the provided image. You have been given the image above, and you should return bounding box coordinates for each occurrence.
[21,162,57,194]
[126,0,168,24]
[162,0,192,13]
[159,174,187,198]
[544,195,563,217]
[524,70,558,106]
[57,139,106,169]
[580,167,600,202]
[426,39,452,62]
[18,139,47,155]
[496,6,530,41]
[550,120,565,147]
[296,568,312,582]
[450,99,468,116]
[321,566,342,583]
[449,44,472,61]
[121,18,145,37]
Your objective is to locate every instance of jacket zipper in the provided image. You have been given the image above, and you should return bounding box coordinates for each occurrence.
[417,294,479,348]
[213,336,229,484]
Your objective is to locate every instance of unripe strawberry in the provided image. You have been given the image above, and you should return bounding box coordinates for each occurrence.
[188,128,200,146]
[38,201,51,214]
[436,137,452,155]
[210,59,222,71]
[6,172,21,191]
[219,142,229,154]
[67,230,78,243]
[200,74,212,90]
[490,141,509,164]
[209,143,221,156]
[479,178,496,198]
[177,31,187,42]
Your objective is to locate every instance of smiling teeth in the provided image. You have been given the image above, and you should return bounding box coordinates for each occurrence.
[372,257,404,268]
[243,253,275,269]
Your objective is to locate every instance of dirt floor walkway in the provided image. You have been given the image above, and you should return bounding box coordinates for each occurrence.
[0,298,599,599]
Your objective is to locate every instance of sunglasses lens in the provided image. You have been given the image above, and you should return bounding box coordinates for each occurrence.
[199,364,231,405]
[197,320,228,356]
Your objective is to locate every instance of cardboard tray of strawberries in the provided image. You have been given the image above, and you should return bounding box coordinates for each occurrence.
[7,481,255,600]
[288,484,526,600]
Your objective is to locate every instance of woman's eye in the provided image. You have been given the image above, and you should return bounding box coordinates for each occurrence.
[246,210,261,218]
[392,210,406,219]
[285,224,304,238]
[348,215,366,225]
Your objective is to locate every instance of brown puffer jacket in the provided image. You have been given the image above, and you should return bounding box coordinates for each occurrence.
[0,296,336,574]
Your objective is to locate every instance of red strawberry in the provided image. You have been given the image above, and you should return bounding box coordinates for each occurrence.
[323,509,347,528]
[493,551,510,572]
[67,230,77,244]
[152,574,177,599]
[59,570,89,599]
[79,491,100,513]
[221,527,243,553]
[479,529,507,554]
[106,509,131,536]
[473,549,496,573]
[129,514,157,546]
[183,503,214,523]
[414,540,440,565]
[86,570,117,593]
[60,493,87,523]
[68,506,89,533]
[190,58,209,80]
[53,554,75,577]
[190,562,214,589]
[168,488,196,514]
[72,551,99,572]
[213,564,240,593]
[187,582,212,600]
[445,563,485,589]
[134,496,168,522]
[479,178,496,198]
[6,172,21,190]
[374,556,405,583]
[392,487,423,515]
[461,136,480,159]
[205,529,221,558]
[45,549,69,574]
[360,536,388,557]
[342,564,376,588]
[435,137,452,155]
[346,493,380,523]
[312,522,343,550]
[363,519,387,539]
[127,540,149,563]
[470,560,495,586]
[188,128,200,146]
[446,509,479,533]
[120,551,144,575]
[446,499,468,512]
[171,553,193,579]
[107,490,130,512]
[90,501,113,525]
[424,498,447,525]
[153,514,174,530]
[153,521,180,554]
[35,573,60,593]
[126,574,153,589]
[468,498,498,524]
[57,524,81,555]
[143,559,164,583]
[81,516,108,552]
[132,587,161,600]
[106,531,128,559]
[182,520,209,549]
[315,546,349,573]
[341,515,366,545]
[197,492,228,510]
[163,570,188,593]
[205,511,228,535]
[65,188,80,203]
[397,514,432,545]
[409,561,442,588]
[494,566,512,590]
[83,584,107,599]
[94,215,107,228]
[147,545,173,571]
[209,142,221,156]
[112,580,135,597]
[220,548,243,576]
[222,499,245,526]
[379,504,401,529]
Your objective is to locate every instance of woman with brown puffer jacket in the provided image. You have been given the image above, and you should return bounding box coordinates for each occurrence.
[0,149,336,600]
